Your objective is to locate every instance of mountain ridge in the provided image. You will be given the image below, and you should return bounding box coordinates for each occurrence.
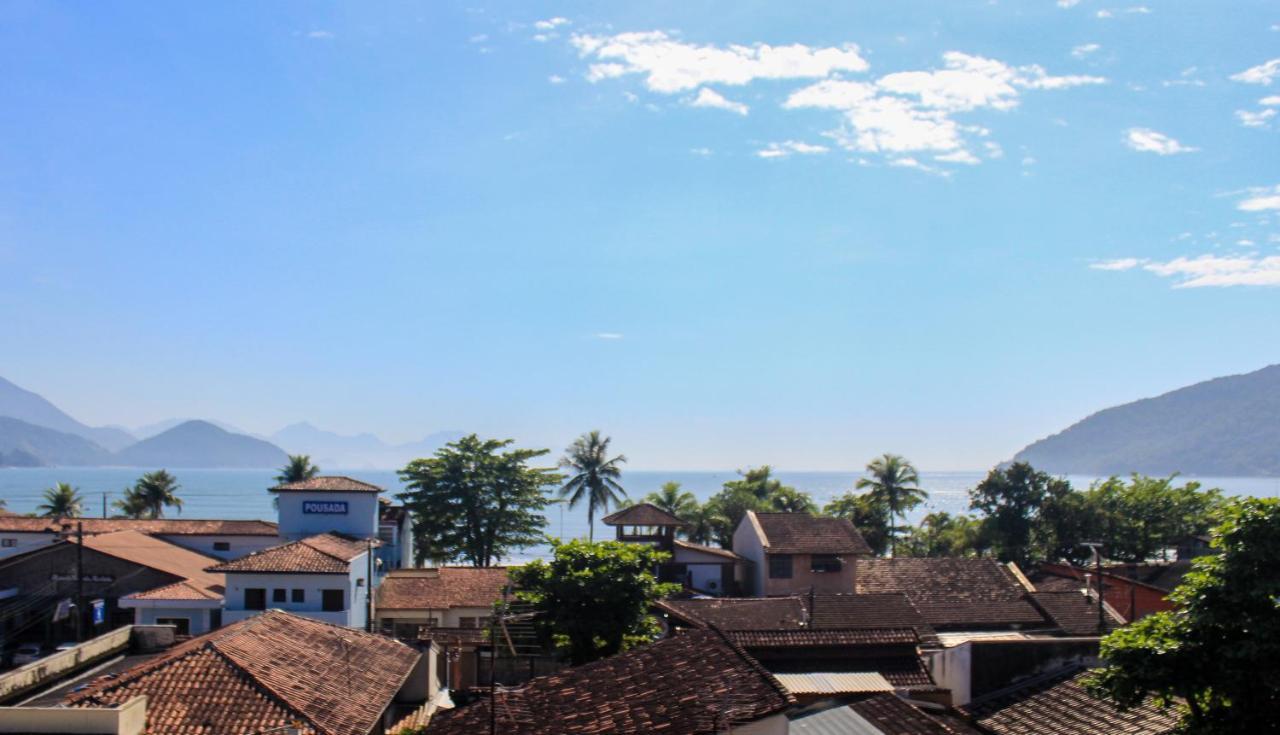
[0,377,135,451]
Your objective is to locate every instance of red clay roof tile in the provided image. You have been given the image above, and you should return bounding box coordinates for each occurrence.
[208,533,370,574]
[376,567,510,610]
[270,476,383,493]
[753,512,873,555]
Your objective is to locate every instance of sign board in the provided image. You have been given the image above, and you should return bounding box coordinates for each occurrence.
[51,574,114,583]
[92,598,105,625]
[303,500,348,514]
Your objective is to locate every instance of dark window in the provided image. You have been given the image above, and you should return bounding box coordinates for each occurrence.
[213,541,231,552]
[1,538,16,548]
[810,554,842,573]
[768,554,793,579]
[245,588,266,610]
[210,609,222,630]
[272,589,287,603]
[321,589,344,612]
[459,617,477,629]
[291,589,305,603]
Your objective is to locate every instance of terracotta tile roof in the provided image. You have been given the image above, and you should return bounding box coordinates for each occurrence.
[68,610,421,735]
[808,593,938,641]
[271,476,383,493]
[855,559,1048,629]
[961,667,1179,735]
[846,694,982,735]
[752,512,873,555]
[673,538,741,560]
[125,580,223,602]
[727,628,918,647]
[1028,591,1123,636]
[427,629,793,735]
[417,626,491,646]
[208,533,370,574]
[377,567,510,610]
[0,516,278,536]
[601,502,690,527]
[657,597,809,630]
[76,530,225,599]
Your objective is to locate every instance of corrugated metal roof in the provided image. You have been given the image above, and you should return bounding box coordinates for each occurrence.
[791,706,886,735]
[773,671,894,695]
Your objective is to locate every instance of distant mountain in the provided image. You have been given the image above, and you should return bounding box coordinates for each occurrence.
[269,422,463,469]
[0,376,135,451]
[0,416,113,466]
[132,417,249,440]
[1014,364,1280,477]
[112,420,289,468]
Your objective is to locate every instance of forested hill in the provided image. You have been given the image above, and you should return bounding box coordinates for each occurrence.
[1013,364,1280,477]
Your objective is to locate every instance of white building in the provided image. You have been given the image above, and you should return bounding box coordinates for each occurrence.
[0,517,280,561]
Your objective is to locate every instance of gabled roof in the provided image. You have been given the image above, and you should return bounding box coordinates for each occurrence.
[855,559,1048,629]
[427,629,793,735]
[75,530,225,600]
[208,532,369,574]
[657,597,809,630]
[961,667,1179,735]
[674,539,741,560]
[68,610,421,735]
[376,567,510,610]
[657,592,937,641]
[727,628,918,647]
[270,476,383,493]
[751,512,872,555]
[0,516,278,536]
[1028,590,1123,636]
[807,592,937,641]
[601,502,690,527]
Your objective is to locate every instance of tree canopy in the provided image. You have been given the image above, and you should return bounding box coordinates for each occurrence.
[969,462,1070,566]
[37,482,84,518]
[275,454,319,484]
[115,470,183,520]
[559,430,627,542]
[824,491,891,556]
[1087,498,1280,734]
[399,434,560,566]
[856,454,927,557]
[701,466,813,547]
[512,539,680,665]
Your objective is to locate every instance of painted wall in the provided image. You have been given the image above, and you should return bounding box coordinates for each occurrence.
[156,534,279,561]
[131,606,215,635]
[0,532,58,560]
[221,559,371,629]
[376,605,492,631]
[276,491,379,540]
[732,516,767,596]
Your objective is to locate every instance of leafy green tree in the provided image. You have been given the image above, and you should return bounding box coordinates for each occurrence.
[902,512,987,558]
[640,482,700,523]
[701,466,783,547]
[856,454,927,557]
[685,503,718,546]
[768,486,818,514]
[399,434,560,566]
[275,454,320,484]
[824,491,891,556]
[37,482,84,517]
[1087,499,1280,734]
[970,462,1070,566]
[559,431,627,542]
[117,470,183,519]
[513,539,680,665]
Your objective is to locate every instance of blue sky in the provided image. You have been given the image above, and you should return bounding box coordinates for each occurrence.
[1,1,1277,470]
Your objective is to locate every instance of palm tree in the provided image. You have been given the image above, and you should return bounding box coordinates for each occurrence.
[769,486,817,514]
[128,470,183,519]
[113,486,149,519]
[559,430,627,541]
[36,482,83,518]
[642,482,699,521]
[276,454,320,484]
[856,453,928,557]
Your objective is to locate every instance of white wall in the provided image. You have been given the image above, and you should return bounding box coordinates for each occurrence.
[222,558,372,629]
[0,532,58,560]
[156,534,279,561]
[927,642,972,706]
[376,605,492,630]
[725,713,787,735]
[131,606,215,635]
[276,491,379,540]
[733,514,766,596]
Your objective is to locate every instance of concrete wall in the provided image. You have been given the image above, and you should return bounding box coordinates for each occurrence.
[0,532,58,560]
[131,606,215,635]
[276,491,379,540]
[376,605,492,631]
[0,626,133,703]
[733,515,767,596]
[759,553,857,597]
[156,534,279,561]
[222,562,371,629]
[927,638,1102,706]
[0,695,146,735]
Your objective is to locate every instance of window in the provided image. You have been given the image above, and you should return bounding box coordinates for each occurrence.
[272,589,287,603]
[212,541,231,552]
[321,589,344,612]
[1,538,16,548]
[291,589,305,603]
[245,588,266,610]
[768,554,793,579]
[459,617,478,629]
[810,554,842,574]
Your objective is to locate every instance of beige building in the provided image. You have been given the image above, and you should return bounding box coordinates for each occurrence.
[733,511,872,596]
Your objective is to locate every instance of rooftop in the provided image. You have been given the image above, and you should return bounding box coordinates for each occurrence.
[0,517,278,536]
[807,592,938,642]
[673,538,741,560]
[207,532,370,574]
[961,666,1179,735]
[726,628,919,648]
[657,596,808,630]
[426,629,793,735]
[270,476,384,493]
[72,530,225,600]
[854,559,1048,629]
[377,567,510,610]
[752,512,873,555]
[601,502,690,527]
[658,592,937,641]
[67,610,421,735]
[1028,590,1123,636]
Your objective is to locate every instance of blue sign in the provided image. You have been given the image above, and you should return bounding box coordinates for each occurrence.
[303,501,348,514]
[92,599,105,625]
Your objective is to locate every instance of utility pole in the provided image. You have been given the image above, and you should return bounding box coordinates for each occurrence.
[1081,541,1105,634]
[102,492,107,519]
[75,522,84,643]
[366,539,375,633]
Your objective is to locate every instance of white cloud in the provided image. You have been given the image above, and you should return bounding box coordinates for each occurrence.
[548,75,566,84]
[534,17,570,31]
[1071,43,1101,58]
[468,33,489,44]
[1090,258,1143,271]
[1021,155,1037,166]
[1142,255,1280,287]
[1261,96,1280,105]
[1058,0,1081,7]
[936,149,980,164]
[593,332,624,340]
[1095,9,1113,17]
[306,30,334,39]
[756,140,830,158]
[1237,239,1256,246]
[690,147,713,156]
[1124,127,1197,155]
[1231,58,1280,85]
[571,31,868,93]
[1236,108,1276,128]
[1237,186,1280,212]
[689,87,749,115]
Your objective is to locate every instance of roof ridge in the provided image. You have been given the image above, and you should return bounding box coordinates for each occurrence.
[204,637,331,735]
[301,532,369,562]
[962,664,1086,711]
[704,625,796,706]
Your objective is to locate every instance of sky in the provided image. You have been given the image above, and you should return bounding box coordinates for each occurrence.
[0,1,1277,471]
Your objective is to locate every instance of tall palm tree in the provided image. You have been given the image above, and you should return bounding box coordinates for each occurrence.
[559,430,627,541]
[856,453,928,557]
[36,482,84,518]
[276,454,320,484]
[129,470,183,519]
[642,482,699,521]
[113,486,149,519]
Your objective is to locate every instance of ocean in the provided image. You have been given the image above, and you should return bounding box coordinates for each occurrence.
[2,468,1277,561]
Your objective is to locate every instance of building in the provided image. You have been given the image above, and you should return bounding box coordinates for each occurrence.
[787,693,984,735]
[1031,562,1174,622]
[854,559,1053,634]
[603,503,743,595]
[65,610,431,735]
[733,512,872,596]
[208,532,376,629]
[426,628,795,735]
[0,517,279,561]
